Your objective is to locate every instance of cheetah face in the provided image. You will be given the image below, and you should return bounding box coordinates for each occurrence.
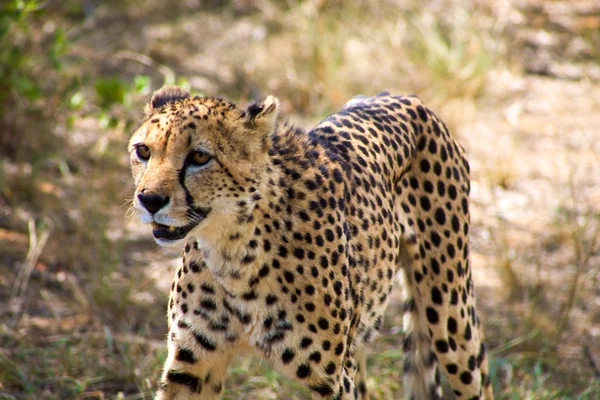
[128,86,279,247]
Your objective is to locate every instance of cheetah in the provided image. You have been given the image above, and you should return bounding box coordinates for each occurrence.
[129,86,494,400]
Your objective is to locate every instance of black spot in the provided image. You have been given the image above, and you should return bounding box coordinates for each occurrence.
[320,255,329,269]
[259,264,270,277]
[309,351,322,363]
[278,246,288,258]
[332,169,344,183]
[304,178,319,191]
[451,215,460,233]
[318,317,329,330]
[431,258,441,275]
[293,248,305,260]
[166,370,202,393]
[447,317,458,334]
[434,208,446,225]
[435,340,449,353]
[460,371,473,385]
[189,261,202,273]
[194,332,217,351]
[316,235,325,246]
[450,289,458,305]
[176,348,197,363]
[333,281,343,296]
[431,286,443,305]
[424,180,434,193]
[199,299,216,311]
[178,320,190,329]
[420,196,431,211]
[242,290,258,301]
[447,244,456,258]
[430,232,441,247]
[448,185,457,199]
[449,337,457,351]
[468,355,477,371]
[305,284,315,295]
[298,210,310,221]
[447,269,454,283]
[310,383,334,396]
[282,348,295,364]
[428,138,437,154]
[200,283,215,294]
[446,364,458,374]
[284,271,295,283]
[300,337,313,348]
[437,181,446,196]
[325,229,335,242]
[464,323,472,340]
[325,362,337,374]
[263,239,272,252]
[266,294,278,305]
[297,364,312,379]
[265,331,285,343]
[426,307,439,324]
[343,377,351,393]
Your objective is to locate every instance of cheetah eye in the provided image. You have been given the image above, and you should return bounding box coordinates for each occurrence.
[136,144,151,160]
[188,151,212,167]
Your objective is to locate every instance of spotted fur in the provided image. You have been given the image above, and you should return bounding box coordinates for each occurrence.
[129,86,494,399]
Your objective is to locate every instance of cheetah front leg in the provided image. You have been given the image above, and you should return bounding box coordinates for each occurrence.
[157,318,235,400]
[354,344,368,400]
[156,260,241,400]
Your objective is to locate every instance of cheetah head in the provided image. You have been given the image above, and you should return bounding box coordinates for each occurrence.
[129,86,280,246]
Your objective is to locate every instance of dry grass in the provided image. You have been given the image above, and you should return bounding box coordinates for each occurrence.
[1,0,599,399]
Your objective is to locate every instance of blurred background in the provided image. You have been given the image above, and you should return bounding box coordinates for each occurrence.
[1,0,599,398]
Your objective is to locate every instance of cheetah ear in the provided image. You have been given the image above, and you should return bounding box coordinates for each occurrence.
[243,95,280,135]
[144,86,190,117]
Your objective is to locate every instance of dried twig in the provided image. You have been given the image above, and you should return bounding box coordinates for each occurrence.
[553,170,600,341]
[9,218,53,328]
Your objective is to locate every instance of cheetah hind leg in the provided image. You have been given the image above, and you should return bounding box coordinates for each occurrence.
[335,365,359,400]
[398,236,443,400]
[354,344,368,399]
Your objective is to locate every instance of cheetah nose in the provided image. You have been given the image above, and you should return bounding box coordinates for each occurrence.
[138,190,170,214]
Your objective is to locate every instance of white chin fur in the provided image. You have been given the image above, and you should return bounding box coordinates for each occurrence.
[154,236,186,248]
[138,211,153,224]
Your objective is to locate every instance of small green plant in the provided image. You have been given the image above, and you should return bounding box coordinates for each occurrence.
[0,0,83,161]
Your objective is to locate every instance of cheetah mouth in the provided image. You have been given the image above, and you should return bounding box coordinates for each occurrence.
[150,207,212,242]
[151,222,197,241]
